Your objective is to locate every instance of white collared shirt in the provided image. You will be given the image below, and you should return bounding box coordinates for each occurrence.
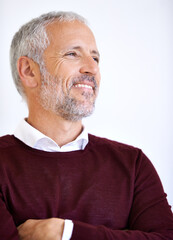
[14,119,89,240]
[14,119,88,152]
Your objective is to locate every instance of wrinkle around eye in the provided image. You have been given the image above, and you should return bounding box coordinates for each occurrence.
[45,56,66,75]
[54,58,67,73]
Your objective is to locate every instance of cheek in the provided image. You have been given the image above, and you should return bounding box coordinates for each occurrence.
[58,62,81,89]
[53,60,80,84]
[96,72,101,88]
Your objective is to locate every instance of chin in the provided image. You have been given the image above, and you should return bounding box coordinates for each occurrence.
[58,104,95,122]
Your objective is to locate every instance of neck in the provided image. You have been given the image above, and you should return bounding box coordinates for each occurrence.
[27,110,83,147]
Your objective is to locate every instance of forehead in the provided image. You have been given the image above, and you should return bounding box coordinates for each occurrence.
[45,20,98,50]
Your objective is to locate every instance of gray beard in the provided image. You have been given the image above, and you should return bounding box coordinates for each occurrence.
[39,66,97,121]
[54,94,95,122]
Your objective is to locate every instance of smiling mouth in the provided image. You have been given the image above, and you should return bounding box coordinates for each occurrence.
[73,83,93,90]
[70,75,97,93]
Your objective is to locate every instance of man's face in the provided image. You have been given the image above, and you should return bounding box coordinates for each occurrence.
[38,20,101,121]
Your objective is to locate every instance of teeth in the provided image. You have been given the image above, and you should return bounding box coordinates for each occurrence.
[74,84,92,89]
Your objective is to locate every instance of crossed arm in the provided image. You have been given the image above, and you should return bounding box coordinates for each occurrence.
[17,213,173,240]
[17,218,65,240]
[1,149,173,240]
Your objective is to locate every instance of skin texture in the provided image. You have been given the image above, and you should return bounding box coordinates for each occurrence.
[18,20,100,147]
[17,20,101,240]
[38,20,100,122]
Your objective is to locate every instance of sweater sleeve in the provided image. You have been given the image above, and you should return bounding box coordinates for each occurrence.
[70,151,173,240]
[0,191,19,240]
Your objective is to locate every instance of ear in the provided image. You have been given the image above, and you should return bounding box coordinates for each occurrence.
[17,56,40,88]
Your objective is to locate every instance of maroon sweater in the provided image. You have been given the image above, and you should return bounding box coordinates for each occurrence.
[0,134,173,240]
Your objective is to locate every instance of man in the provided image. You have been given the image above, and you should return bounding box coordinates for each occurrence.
[0,11,173,240]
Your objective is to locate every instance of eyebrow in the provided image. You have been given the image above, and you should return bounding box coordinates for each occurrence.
[68,46,100,58]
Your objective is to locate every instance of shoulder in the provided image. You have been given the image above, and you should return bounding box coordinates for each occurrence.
[88,134,157,178]
[88,134,150,167]
[0,135,17,149]
[88,133,140,154]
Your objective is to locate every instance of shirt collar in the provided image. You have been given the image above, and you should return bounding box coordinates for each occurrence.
[14,119,88,152]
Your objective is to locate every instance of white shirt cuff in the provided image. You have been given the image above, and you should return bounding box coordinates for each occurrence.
[62,219,74,240]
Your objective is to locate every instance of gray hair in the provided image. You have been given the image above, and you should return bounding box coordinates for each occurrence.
[10,11,87,98]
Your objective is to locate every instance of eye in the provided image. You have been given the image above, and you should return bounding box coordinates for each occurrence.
[65,52,77,57]
[92,56,99,63]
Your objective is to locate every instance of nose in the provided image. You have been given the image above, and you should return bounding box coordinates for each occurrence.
[79,56,99,76]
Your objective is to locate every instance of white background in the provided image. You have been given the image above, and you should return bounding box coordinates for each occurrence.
[1,0,172,207]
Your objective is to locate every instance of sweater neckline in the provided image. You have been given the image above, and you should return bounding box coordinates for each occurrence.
[9,134,96,159]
